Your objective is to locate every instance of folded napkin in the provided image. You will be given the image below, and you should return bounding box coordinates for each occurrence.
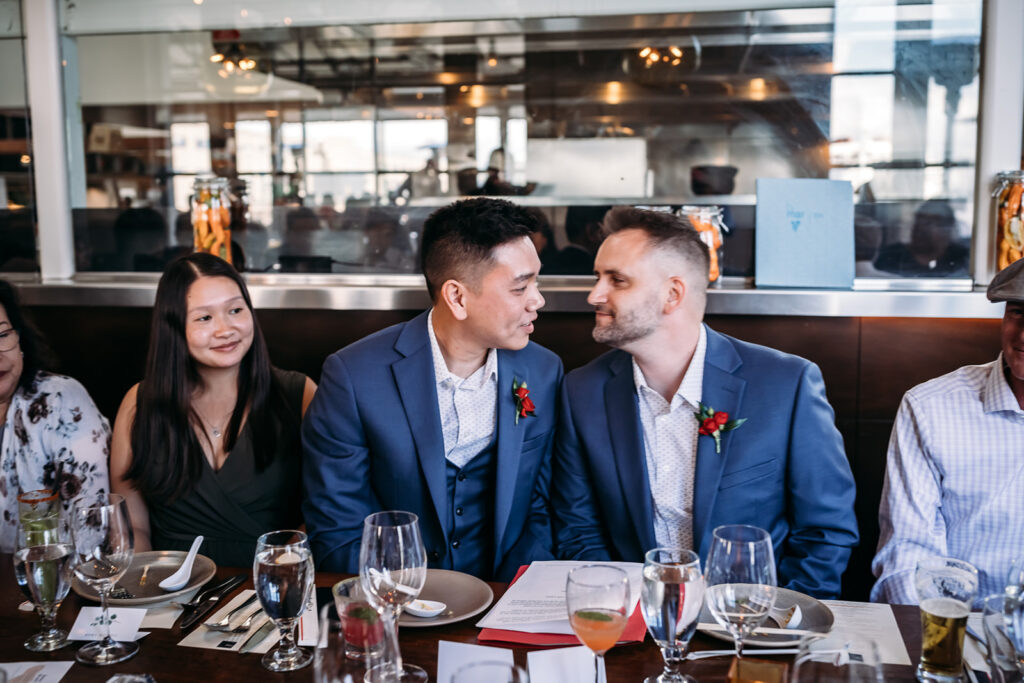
[478,566,646,646]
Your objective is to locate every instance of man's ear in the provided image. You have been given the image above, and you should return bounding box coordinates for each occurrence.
[439,279,470,321]
[663,275,687,314]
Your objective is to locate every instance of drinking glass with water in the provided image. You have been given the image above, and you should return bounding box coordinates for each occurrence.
[254,529,315,673]
[13,508,74,652]
[640,547,704,683]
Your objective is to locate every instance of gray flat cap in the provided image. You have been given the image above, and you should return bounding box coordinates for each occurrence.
[987,257,1024,302]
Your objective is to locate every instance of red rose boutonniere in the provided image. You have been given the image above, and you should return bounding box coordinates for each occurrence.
[694,401,746,454]
[513,377,536,425]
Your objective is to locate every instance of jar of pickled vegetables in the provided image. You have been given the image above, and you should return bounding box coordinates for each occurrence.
[191,176,232,264]
[995,170,1024,272]
[678,204,728,283]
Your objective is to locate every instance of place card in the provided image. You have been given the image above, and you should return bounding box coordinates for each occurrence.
[69,606,147,642]
[0,661,75,683]
[527,645,606,683]
[140,602,183,629]
[436,640,514,683]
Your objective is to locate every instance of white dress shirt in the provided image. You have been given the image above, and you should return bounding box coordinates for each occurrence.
[633,325,707,552]
[427,309,498,469]
[872,356,1024,605]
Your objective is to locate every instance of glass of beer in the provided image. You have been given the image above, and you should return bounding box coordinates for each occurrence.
[915,557,979,682]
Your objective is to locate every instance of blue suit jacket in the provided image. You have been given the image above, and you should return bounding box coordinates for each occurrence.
[301,310,563,581]
[551,326,858,598]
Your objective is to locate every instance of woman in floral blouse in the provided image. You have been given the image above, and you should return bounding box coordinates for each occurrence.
[0,280,110,551]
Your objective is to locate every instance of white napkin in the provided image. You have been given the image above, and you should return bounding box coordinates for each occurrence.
[528,646,605,683]
[436,640,514,683]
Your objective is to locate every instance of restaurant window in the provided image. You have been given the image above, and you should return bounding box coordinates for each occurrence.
[60,1,983,279]
[0,0,35,273]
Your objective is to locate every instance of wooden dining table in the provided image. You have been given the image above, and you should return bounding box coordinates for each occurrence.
[2,560,928,682]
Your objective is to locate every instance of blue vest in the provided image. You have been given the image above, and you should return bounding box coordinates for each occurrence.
[439,444,496,579]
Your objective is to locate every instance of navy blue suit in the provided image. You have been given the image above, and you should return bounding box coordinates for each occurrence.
[302,311,563,581]
[551,326,858,599]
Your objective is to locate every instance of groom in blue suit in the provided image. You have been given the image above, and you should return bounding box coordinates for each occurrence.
[302,198,562,581]
[552,207,857,598]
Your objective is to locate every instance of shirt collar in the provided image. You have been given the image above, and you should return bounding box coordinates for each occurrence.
[983,353,1024,414]
[632,324,707,409]
[427,308,498,389]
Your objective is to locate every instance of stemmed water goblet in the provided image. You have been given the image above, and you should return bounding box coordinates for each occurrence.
[640,548,705,683]
[359,510,428,683]
[566,564,631,683]
[704,524,777,660]
[13,507,74,651]
[253,529,316,672]
[70,492,138,665]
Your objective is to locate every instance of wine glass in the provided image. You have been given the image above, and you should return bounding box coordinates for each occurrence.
[70,492,138,665]
[704,524,777,660]
[641,548,705,683]
[359,510,428,683]
[13,508,74,651]
[566,564,631,683]
[791,635,883,682]
[253,529,315,672]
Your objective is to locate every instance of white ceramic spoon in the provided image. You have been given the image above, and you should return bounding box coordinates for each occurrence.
[159,535,204,591]
[405,599,446,618]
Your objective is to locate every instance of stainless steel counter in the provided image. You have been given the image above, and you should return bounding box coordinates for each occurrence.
[8,274,1003,319]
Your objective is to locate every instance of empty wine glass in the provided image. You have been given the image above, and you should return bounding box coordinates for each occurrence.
[254,529,315,672]
[13,509,73,651]
[359,511,428,683]
[641,548,705,683]
[566,564,631,683]
[70,492,138,665]
[704,524,777,660]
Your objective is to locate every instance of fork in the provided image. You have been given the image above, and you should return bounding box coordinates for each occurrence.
[207,606,264,633]
[203,594,258,630]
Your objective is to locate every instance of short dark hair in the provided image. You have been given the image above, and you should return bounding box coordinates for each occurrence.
[420,198,539,300]
[603,206,711,293]
[0,279,54,392]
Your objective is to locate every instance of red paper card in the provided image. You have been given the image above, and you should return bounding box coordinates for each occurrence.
[477,565,647,646]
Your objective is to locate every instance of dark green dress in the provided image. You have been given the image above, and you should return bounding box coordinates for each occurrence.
[148,369,306,568]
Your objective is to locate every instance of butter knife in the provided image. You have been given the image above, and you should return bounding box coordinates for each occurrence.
[239,618,276,654]
[180,574,248,630]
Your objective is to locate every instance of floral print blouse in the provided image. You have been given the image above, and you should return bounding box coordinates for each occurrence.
[0,372,110,551]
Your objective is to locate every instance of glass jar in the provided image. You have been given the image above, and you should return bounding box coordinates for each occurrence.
[994,170,1024,272]
[678,204,728,283]
[191,176,233,264]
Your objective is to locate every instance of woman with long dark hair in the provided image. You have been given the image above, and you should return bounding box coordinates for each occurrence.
[0,280,110,551]
[110,254,315,566]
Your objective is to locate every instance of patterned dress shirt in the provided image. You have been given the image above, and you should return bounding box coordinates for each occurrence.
[633,325,707,552]
[872,356,1024,605]
[427,309,498,469]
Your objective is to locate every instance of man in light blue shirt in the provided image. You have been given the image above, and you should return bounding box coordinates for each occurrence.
[872,258,1024,604]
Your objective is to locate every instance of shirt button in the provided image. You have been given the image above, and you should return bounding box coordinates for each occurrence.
[457,473,467,481]
[451,540,460,549]
[456,507,464,516]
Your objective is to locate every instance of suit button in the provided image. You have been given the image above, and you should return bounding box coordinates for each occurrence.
[430,551,440,561]
[456,507,464,516]
[451,539,460,549]
[457,472,467,481]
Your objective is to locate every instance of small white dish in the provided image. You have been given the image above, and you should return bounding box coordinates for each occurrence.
[405,599,446,618]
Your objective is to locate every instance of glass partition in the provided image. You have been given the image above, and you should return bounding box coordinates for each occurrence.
[0,0,36,272]
[61,1,983,278]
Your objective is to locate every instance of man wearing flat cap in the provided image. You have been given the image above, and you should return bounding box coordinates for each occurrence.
[872,258,1024,604]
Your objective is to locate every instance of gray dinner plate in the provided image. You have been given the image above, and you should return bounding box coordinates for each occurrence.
[72,550,217,607]
[698,587,834,647]
[398,569,494,628]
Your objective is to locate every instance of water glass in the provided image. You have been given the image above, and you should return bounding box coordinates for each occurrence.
[640,547,704,683]
[359,510,428,683]
[704,524,777,659]
[254,529,315,672]
[450,661,529,683]
[981,594,1024,682]
[790,635,884,682]
[566,564,630,683]
[70,492,138,665]
[316,603,382,683]
[333,576,386,662]
[13,510,73,651]
[914,557,979,682]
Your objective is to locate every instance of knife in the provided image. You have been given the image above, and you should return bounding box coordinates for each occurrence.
[239,617,276,654]
[180,574,248,630]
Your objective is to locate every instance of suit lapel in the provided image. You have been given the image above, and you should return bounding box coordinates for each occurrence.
[493,352,526,562]
[692,328,746,555]
[605,352,656,553]
[392,312,449,543]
